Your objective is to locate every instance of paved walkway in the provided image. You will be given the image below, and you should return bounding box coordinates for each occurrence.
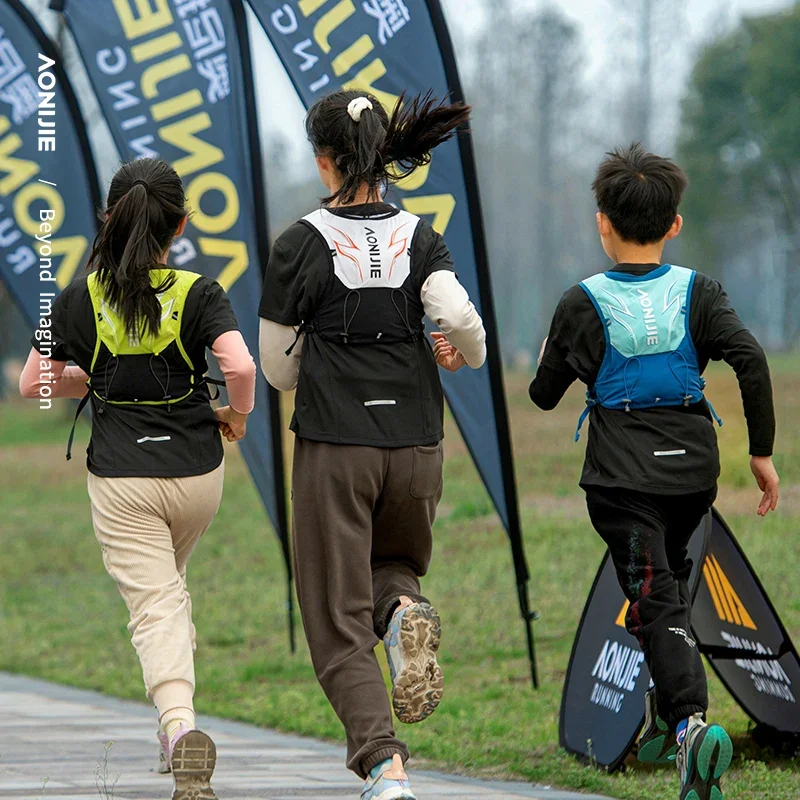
[0,673,613,800]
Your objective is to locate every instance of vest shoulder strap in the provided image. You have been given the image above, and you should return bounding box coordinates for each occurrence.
[303,208,420,290]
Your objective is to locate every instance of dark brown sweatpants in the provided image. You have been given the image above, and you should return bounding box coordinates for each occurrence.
[291,438,443,778]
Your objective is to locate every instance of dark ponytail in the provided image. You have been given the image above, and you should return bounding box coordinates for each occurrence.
[87,158,187,339]
[305,89,471,205]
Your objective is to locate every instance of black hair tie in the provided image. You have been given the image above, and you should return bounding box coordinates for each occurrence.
[131,180,149,192]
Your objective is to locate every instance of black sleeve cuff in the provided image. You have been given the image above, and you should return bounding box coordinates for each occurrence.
[749,447,774,458]
[258,308,301,326]
[205,323,240,344]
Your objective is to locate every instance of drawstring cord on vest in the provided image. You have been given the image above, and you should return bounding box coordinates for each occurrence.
[340,290,362,345]
[669,351,724,426]
[668,350,694,407]
[99,357,120,416]
[285,324,308,356]
[621,357,641,412]
[149,354,173,412]
[391,289,420,342]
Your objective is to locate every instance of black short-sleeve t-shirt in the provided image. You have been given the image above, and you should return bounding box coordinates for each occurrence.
[258,202,455,326]
[33,272,239,477]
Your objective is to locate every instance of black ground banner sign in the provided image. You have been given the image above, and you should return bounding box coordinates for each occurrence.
[54,0,293,646]
[0,0,101,328]
[693,509,800,737]
[560,513,711,771]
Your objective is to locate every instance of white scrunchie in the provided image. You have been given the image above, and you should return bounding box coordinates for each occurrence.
[347,96,373,123]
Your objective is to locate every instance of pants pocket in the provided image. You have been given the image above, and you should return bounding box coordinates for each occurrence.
[410,443,443,500]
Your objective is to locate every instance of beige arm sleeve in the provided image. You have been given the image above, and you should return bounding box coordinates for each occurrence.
[259,318,303,391]
[421,271,487,369]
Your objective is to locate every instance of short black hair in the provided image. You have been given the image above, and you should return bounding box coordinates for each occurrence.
[592,143,688,245]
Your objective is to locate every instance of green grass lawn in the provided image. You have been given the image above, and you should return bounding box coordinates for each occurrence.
[1,357,798,799]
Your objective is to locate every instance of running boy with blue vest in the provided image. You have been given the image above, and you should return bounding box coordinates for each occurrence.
[529,143,779,800]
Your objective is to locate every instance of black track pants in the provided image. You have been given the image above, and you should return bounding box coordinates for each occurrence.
[584,486,716,730]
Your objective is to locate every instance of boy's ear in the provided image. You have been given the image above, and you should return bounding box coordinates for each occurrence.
[176,215,188,237]
[596,212,613,237]
[665,215,683,240]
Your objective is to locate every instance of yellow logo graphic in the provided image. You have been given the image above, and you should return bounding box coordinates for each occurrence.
[613,554,757,631]
[703,554,757,630]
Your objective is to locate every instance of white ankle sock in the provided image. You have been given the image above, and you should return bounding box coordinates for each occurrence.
[160,707,195,739]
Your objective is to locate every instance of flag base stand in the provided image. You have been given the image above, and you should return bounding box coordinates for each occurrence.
[559,508,800,771]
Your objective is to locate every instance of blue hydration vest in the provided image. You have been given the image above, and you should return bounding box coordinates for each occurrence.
[575,264,722,441]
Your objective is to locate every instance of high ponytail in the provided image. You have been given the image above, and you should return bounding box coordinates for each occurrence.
[86,158,187,339]
[306,89,471,205]
[382,91,471,180]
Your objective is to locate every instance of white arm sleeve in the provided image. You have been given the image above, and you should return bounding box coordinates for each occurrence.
[259,318,303,392]
[421,271,487,369]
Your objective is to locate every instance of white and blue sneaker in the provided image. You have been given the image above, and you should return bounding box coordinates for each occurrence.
[361,757,416,800]
[677,714,733,800]
[384,602,443,724]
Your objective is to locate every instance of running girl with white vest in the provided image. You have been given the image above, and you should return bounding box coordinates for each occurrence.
[259,91,486,800]
[19,158,255,800]
[530,144,779,800]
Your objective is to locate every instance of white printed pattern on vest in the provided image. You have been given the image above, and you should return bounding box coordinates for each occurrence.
[304,209,418,290]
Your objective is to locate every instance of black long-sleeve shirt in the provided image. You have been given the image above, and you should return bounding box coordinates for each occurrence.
[529,263,775,495]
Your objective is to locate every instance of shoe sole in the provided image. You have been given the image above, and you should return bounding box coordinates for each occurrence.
[638,718,678,765]
[171,731,217,800]
[392,604,444,724]
[682,726,733,800]
[638,732,678,765]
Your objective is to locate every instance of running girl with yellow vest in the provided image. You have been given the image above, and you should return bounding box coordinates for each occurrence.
[19,158,255,800]
[259,91,486,800]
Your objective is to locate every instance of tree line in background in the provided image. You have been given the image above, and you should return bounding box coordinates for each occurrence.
[1,0,798,387]
[465,0,799,359]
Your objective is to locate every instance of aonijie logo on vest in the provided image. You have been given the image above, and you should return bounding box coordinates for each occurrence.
[636,288,659,345]
[365,227,381,278]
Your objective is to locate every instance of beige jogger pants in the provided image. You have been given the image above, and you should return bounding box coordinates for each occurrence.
[87,462,224,711]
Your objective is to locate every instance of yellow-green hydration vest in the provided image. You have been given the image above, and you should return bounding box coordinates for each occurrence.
[67,269,220,459]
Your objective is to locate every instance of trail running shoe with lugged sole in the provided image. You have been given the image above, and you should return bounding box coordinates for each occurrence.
[171,730,217,800]
[677,716,733,800]
[638,688,678,765]
[384,602,444,724]
[360,758,416,800]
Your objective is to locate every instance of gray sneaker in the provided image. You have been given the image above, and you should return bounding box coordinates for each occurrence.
[384,602,444,724]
